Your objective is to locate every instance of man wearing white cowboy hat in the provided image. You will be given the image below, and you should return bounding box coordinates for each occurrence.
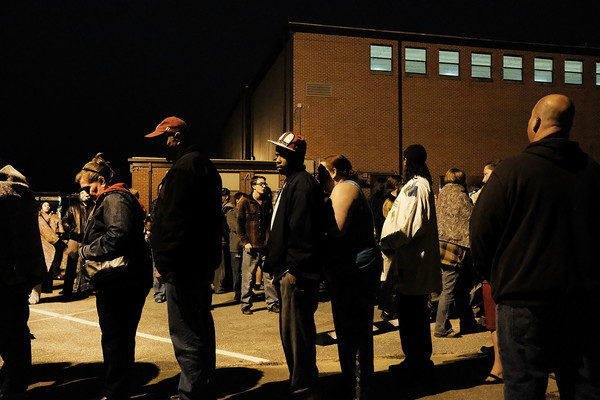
[266,132,325,399]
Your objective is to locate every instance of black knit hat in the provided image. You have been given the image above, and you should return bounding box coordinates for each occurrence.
[403,144,427,164]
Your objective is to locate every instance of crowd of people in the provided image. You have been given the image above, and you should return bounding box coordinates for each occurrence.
[1,93,599,400]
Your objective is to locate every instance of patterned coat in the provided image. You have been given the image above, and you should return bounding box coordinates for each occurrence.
[436,183,473,248]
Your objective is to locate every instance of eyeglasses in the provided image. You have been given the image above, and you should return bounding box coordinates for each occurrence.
[254,182,268,187]
[80,185,91,194]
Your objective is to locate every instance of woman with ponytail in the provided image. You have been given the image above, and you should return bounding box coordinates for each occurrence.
[317,155,382,399]
[77,153,152,400]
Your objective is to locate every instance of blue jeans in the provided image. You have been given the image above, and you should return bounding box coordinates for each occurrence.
[240,249,278,309]
[166,282,216,400]
[434,268,476,335]
[497,303,600,400]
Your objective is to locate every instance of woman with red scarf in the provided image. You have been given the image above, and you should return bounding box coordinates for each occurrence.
[77,153,152,400]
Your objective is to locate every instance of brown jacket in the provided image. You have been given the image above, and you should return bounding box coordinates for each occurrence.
[237,195,272,249]
[38,211,64,270]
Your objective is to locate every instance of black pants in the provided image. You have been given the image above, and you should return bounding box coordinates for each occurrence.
[212,245,230,293]
[497,303,600,400]
[395,293,432,365]
[96,285,148,400]
[166,282,216,400]
[276,273,319,392]
[328,266,380,399]
[0,284,31,396]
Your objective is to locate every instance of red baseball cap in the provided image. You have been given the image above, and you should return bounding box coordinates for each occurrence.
[145,116,188,138]
[268,131,306,154]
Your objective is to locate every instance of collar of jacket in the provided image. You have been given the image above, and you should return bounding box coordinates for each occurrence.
[524,136,586,170]
[96,183,146,214]
[176,144,203,161]
[283,167,307,183]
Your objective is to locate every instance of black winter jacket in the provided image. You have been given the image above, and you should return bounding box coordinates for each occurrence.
[267,169,325,280]
[81,184,152,289]
[470,136,600,307]
[151,145,222,284]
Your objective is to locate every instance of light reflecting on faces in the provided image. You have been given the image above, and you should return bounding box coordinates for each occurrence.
[483,167,493,184]
[253,179,267,195]
[79,177,106,201]
[41,202,51,213]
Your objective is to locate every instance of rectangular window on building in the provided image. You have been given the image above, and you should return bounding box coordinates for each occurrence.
[564,60,583,85]
[471,52,491,79]
[439,50,459,76]
[534,58,553,83]
[597,62,600,85]
[370,45,392,71]
[405,47,426,74]
[503,55,523,81]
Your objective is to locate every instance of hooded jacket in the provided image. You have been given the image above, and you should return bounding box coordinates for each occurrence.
[0,165,46,288]
[151,145,222,284]
[470,136,600,307]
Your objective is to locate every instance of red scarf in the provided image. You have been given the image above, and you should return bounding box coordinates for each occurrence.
[94,183,147,214]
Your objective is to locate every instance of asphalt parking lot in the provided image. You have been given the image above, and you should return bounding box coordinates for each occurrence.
[16,282,559,399]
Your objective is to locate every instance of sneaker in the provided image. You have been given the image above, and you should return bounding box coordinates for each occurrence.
[268,305,281,313]
[29,290,40,305]
[242,308,253,315]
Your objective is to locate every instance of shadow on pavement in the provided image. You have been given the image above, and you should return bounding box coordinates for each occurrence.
[227,354,492,400]
[360,353,492,399]
[134,367,264,399]
[26,362,159,400]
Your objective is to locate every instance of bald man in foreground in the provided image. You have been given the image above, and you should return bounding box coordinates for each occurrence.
[470,94,600,399]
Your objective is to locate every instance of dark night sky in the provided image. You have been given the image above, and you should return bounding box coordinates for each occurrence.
[3,1,599,192]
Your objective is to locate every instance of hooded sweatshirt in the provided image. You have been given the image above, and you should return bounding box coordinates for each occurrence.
[0,165,46,287]
[470,136,600,307]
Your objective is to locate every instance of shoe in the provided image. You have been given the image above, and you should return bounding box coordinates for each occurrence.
[389,359,434,380]
[484,373,504,384]
[434,329,460,338]
[242,308,253,315]
[268,305,280,313]
[169,396,180,400]
[459,324,488,335]
[29,290,40,305]
[154,296,166,303]
[480,345,494,356]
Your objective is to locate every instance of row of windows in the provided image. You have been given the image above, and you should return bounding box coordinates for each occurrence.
[369,44,600,86]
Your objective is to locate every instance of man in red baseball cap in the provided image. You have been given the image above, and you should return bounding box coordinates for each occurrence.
[147,116,223,400]
[145,117,190,162]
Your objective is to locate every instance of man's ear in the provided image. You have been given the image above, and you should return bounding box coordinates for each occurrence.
[98,176,107,187]
[533,117,541,134]
[173,131,183,143]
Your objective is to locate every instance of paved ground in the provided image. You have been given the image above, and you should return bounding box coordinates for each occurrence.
[12,282,560,399]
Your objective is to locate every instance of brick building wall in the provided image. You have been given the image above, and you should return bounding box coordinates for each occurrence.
[401,41,600,190]
[217,26,600,193]
[293,32,400,174]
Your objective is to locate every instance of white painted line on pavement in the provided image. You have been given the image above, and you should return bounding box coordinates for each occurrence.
[29,308,270,363]
[29,308,97,323]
